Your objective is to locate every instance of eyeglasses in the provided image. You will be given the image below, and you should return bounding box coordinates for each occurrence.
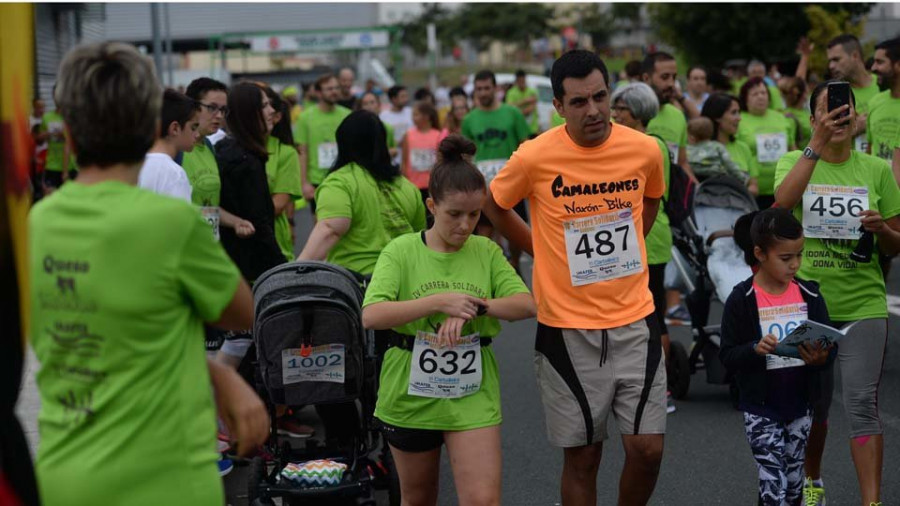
[198,102,228,116]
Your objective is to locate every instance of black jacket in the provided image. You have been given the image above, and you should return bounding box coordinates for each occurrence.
[720,276,836,409]
[215,137,285,282]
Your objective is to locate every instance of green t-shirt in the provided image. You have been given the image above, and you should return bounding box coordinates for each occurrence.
[266,136,304,260]
[181,141,220,207]
[768,84,785,110]
[774,151,900,321]
[725,139,754,174]
[551,110,566,128]
[736,109,794,196]
[866,91,900,162]
[384,121,396,150]
[29,181,241,505]
[40,111,76,172]
[316,163,426,275]
[364,233,529,430]
[505,85,540,135]
[646,104,687,162]
[852,77,881,152]
[783,107,811,149]
[646,137,672,265]
[294,105,351,185]
[461,104,530,162]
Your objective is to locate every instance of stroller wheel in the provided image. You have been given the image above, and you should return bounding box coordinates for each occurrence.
[247,456,271,504]
[667,341,691,400]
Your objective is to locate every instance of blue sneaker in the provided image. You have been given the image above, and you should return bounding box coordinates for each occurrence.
[218,457,234,477]
[665,305,692,326]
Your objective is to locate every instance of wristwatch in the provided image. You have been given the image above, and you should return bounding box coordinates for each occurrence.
[802,146,820,161]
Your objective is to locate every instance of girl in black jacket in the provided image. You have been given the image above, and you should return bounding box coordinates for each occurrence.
[720,208,834,506]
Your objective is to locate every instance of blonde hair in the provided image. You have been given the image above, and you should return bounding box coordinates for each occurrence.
[54,42,161,168]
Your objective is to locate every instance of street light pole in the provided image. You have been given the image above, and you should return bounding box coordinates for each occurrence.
[149,4,164,81]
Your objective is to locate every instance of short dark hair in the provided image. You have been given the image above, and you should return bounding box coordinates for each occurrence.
[314,73,336,92]
[550,50,610,101]
[738,77,769,111]
[473,70,497,86]
[641,52,675,78]
[808,79,857,117]
[331,110,398,182]
[734,208,803,266]
[687,65,706,80]
[429,135,484,203]
[387,85,406,100]
[161,88,200,137]
[226,82,269,159]
[624,60,642,79]
[185,77,227,101]
[515,69,526,78]
[413,87,434,103]
[875,36,900,63]
[827,34,864,59]
[449,86,467,99]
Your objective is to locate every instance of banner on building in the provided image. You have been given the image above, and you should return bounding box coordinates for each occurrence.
[249,30,390,53]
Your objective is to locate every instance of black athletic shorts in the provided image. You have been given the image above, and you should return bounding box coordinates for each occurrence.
[376,418,444,453]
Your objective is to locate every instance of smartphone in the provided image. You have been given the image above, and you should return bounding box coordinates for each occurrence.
[827,81,851,120]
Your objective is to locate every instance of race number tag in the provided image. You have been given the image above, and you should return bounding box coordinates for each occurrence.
[410,148,436,172]
[408,332,482,399]
[801,185,868,239]
[282,344,345,384]
[475,159,507,183]
[317,142,338,170]
[201,206,220,241]
[563,210,642,287]
[756,132,788,163]
[854,134,869,153]
[758,303,807,370]
[667,142,679,163]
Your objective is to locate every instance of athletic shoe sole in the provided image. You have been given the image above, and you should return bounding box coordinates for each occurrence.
[276,428,313,439]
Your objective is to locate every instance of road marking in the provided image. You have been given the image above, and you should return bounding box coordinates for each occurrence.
[887,295,900,317]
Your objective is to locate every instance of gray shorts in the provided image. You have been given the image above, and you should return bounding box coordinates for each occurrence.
[533,315,667,447]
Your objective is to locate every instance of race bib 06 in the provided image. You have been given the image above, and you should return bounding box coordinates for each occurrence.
[563,210,642,287]
[758,303,807,370]
[756,132,788,163]
[201,206,220,241]
[408,332,482,399]
[410,148,437,172]
[317,142,338,170]
[475,159,507,184]
[801,184,868,239]
[282,345,345,384]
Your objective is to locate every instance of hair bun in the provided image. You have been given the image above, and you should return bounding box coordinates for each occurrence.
[438,134,476,163]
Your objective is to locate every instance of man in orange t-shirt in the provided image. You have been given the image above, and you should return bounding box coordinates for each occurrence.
[485,50,667,506]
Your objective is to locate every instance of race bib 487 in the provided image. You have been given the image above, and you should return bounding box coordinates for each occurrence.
[563,210,642,287]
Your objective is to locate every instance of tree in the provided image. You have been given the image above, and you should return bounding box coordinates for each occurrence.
[649,3,874,66]
[398,3,459,56]
[454,3,554,52]
[805,5,870,77]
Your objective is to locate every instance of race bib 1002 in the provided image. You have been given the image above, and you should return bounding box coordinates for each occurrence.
[476,159,507,184]
[410,148,437,172]
[201,206,220,241]
[408,332,482,399]
[758,303,807,370]
[563,210,642,287]
[802,184,868,239]
[317,142,338,170]
[756,132,788,163]
[282,345,345,384]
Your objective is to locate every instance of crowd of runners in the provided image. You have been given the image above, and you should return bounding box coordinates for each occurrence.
[20,31,900,506]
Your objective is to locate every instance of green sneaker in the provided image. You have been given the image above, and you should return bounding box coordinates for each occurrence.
[804,478,826,506]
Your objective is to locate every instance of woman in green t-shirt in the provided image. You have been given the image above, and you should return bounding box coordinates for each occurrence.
[773,81,900,506]
[737,78,797,209]
[702,93,758,195]
[362,135,536,506]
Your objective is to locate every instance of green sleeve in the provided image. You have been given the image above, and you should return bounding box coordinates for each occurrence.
[513,108,530,145]
[177,213,242,322]
[461,116,473,142]
[679,119,688,148]
[773,151,802,193]
[296,113,309,147]
[314,174,352,220]
[654,138,671,200]
[487,240,530,299]
[384,122,396,149]
[362,241,402,307]
[271,144,303,197]
[877,158,900,220]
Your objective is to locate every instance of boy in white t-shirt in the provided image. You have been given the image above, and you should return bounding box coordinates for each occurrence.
[139,89,200,201]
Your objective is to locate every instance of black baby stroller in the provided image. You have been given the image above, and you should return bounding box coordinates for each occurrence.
[247,261,399,506]
[666,174,759,401]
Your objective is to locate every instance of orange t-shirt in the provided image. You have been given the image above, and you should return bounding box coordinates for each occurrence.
[490,123,665,329]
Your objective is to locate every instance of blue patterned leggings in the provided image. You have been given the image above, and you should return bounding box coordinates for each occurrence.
[742,412,812,506]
